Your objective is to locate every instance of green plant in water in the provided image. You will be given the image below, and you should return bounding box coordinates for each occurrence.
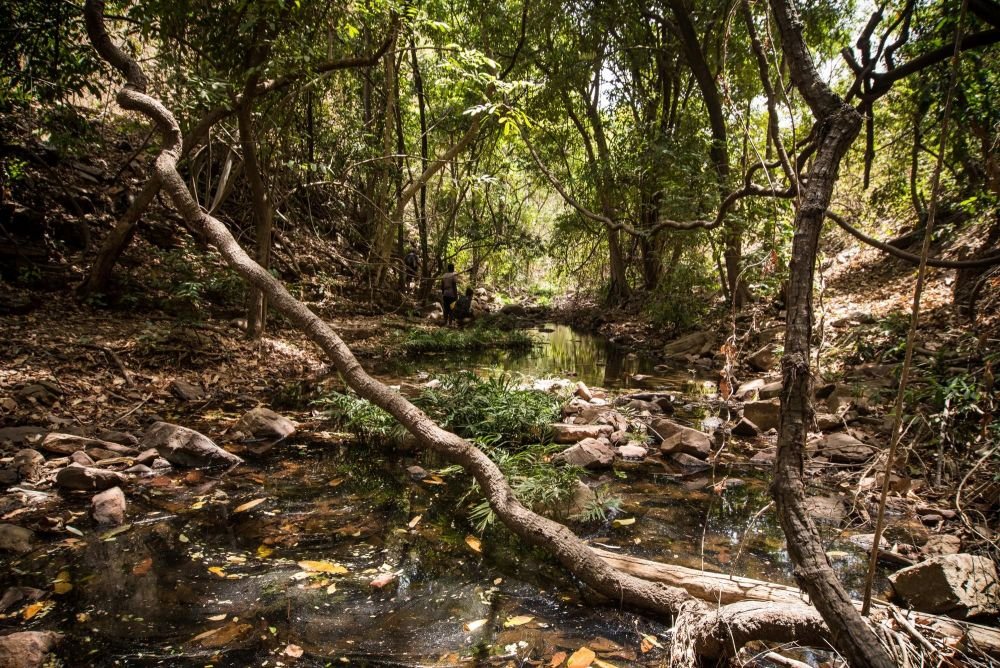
[315,391,404,445]
[392,327,533,354]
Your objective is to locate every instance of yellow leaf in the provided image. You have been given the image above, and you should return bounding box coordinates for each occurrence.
[207,613,227,621]
[328,478,344,487]
[208,566,227,578]
[191,500,205,510]
[549,651,568,667]
[284,644,304,658]
[503,615,534,628]
[132,556,153,575]
[611,517,635,527]
[234,498,267,513]
[53,570,72,594]
[567,647,595,668]
[464,618,487,632]
[408,514,422,528]
[465,535,482,553]
[640,635,662,653]
[22,602,46,620]
[256,544,274,558]
[325,583,337,594]
[422,476,445,485]
[297,560,348,575]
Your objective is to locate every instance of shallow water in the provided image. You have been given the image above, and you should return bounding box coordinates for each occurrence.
[1,325,889,666]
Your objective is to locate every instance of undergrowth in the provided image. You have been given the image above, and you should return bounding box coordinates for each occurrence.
[392,327,534,354]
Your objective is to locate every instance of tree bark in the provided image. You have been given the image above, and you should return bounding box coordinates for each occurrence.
[237,98,273,338]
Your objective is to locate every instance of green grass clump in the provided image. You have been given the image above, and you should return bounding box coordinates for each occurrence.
[394,327,534,354]
[315,391,404,445]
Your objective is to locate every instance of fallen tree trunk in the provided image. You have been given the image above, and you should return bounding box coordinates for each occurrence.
[596,547,1000,657]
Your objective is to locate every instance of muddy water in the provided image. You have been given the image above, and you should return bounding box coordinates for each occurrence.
[2,326,887,666]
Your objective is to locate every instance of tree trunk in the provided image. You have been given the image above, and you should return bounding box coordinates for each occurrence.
[410,39,431,301]
[238,97,273,339]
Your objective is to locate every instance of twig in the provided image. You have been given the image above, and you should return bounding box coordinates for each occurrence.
[109,392,152,427]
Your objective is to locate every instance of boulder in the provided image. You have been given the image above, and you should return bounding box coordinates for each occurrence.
[759,381,783,400]
[55,464,126,491]
[815,413,842,431]
[12,449,44,481]
[804,494,846,523]
[574,382,593,402]
[749,448,776,466]
[663,331,712,358]
[819,432,877,464]
[595,411,628,433]
[0,631,62,668]
[0,587,45,613]
[553,438,615,469]
[39,433,138,457]
[0,524,35,554]
[609,430,628,446]
[922,535,962,557]
[550,423,614,444]
[617,444,648,459]
[670,452,710,469]
[743,399,780,432]
[232,406,295,454]
[68,450,95,467]
[890,554,999,618]
[143,422,243,469]
[135,448,158,466]
[96,430,139,446]
[648,419,711,459]
[91,486,126,525]
[0,426,46,447]
[747,345,778,372]
[406,465,428,481]
[731,417,760,438]
[733,378,765,400]
[170,379,205,401]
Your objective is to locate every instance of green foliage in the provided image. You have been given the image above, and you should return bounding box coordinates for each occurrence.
[314,391,403,445]
[392,327,534,355]
[417,372,561,447]
[912,366,997,457]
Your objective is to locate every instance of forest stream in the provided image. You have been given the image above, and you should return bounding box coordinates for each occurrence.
[1,326,895,667]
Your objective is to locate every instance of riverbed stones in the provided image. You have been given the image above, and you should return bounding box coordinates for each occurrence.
[13,449,44,481]
[574,382,593,402]
[733,378,765,400]
[742,399,780,432]
[0,631,63,668]
[670,452,710,469]
[815,412,841,431]
[617,443,647,459]
[231,407,296,445]
[38,433,138,457]
[663,331,713,359]
[550,423,614,444]
[170,379,205,401]
[553,437,615,469]
[922,534,962,556]
[55,464,127,491]
[68,450,96,467]
[749,448,776,465]
[91,486,126,525]
[747,345,778,372]
[818,432,877,464]
[648,419,711,459]
[890,554,999,618]
[731,417,760,438]
[0,524,35,554]
[143,422,243,469]
[758,381,783,400]
[0,426,46,447]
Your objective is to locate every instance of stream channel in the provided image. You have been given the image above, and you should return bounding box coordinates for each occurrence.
[4,325,889,666]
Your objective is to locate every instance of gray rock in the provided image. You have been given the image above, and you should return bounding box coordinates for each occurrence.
[574,381,593,402]
[406,465,428,481]
[39,433,138,457]
[91,486,126,525]
[231,406,296,446]
[124,464,154,476]
[663,331,712,358]
[819,432,877,464]
[13,449,44,481]
[731,417,760,438]
[670,452,710,469]
[759,381,783,400]
[747,345,778,372]
[815,412,842,431]
[143,422,243,469]
[135,448,158,465]
[170,379,205,401]
[0,587,45,613]
[550,423,614,444]
[890,554,999,618]
[68,450,96,467]
[922,535,962,557]
[616,444,648,459]
[553,437,615,469]
[743,399,781,432]
[96,430,139,446]
[151,457,171,469]
[55,464,127,491]
[0,631,63,668]
[0,426,46,447]
[649,419,711,459]
[804,494,846,523]
[0,524,35,554]
[749,448,776,466]
[733,378,765,400]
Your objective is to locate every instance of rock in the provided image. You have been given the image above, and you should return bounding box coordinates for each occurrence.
[731,417,760,438]
[91,487,126,525]
[825,384,859,414]
[574,405,613,424]
[231,407,296,449]
[747,345,778,372]
[135,448,158,465]
[406,465,428,481]
[819,432,877,464]
[595,411,628,432]
[804,494,846,523]
[68,450,95,467]
[574,382,593,402]
[0,587,45,613]
[55,464,127,491]
[151,457,171,469]
[743,399,780,432]
[96,430,139,446]
[749,448,776,465]
[890,554,999,618]
[922,535,962,556]
[617,444,648,459]
[663,331,712,358]
[920,514,944,525]
[13,449,44,481]
[733,378,765,400]
[550,423,614,444]
[648,419,711,459]
[170,379,205,401]
[0,469,16,486]
[553,438,615,469]
[124,464,154,476]
[143,422,243,469]
[16,381,61,405]
[670,452,710,469]
[0,426,46,447]
[0,631,63,668]
[39,433,138,457]
[0,524,35,554]
[759,381,783,400]
[624,399,659,414]
[815,413,842,431]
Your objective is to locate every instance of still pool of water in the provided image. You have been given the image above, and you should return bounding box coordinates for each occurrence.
[0,325,888,666]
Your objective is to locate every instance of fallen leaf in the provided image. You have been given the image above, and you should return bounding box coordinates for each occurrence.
[133,557,153,575]
[370,572,396,588]
[640,635,662,653]
[194,622,252,648]
[611,517,635,527]
[178,533,190,543]
[207,613,227,621]
[256,544,274,558]
[53,571,72,594]
[190,500,206,510]
[65,525,84,537]
[593,660,620,668]
[22,601,52,620]
[208,566,227,578]
[408,514,422,528]
[503,615,534,628]
[325,583,337,594]
[284,644,304,658]
[465,535,482,553]
[550,651,568,667]
[297,560,348,575]
[100,523,132,541]
[328,478,344,487]
[464,619,488,632]
[567,647,595,668]
[422,476,445,485]
[234,498,267,513]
